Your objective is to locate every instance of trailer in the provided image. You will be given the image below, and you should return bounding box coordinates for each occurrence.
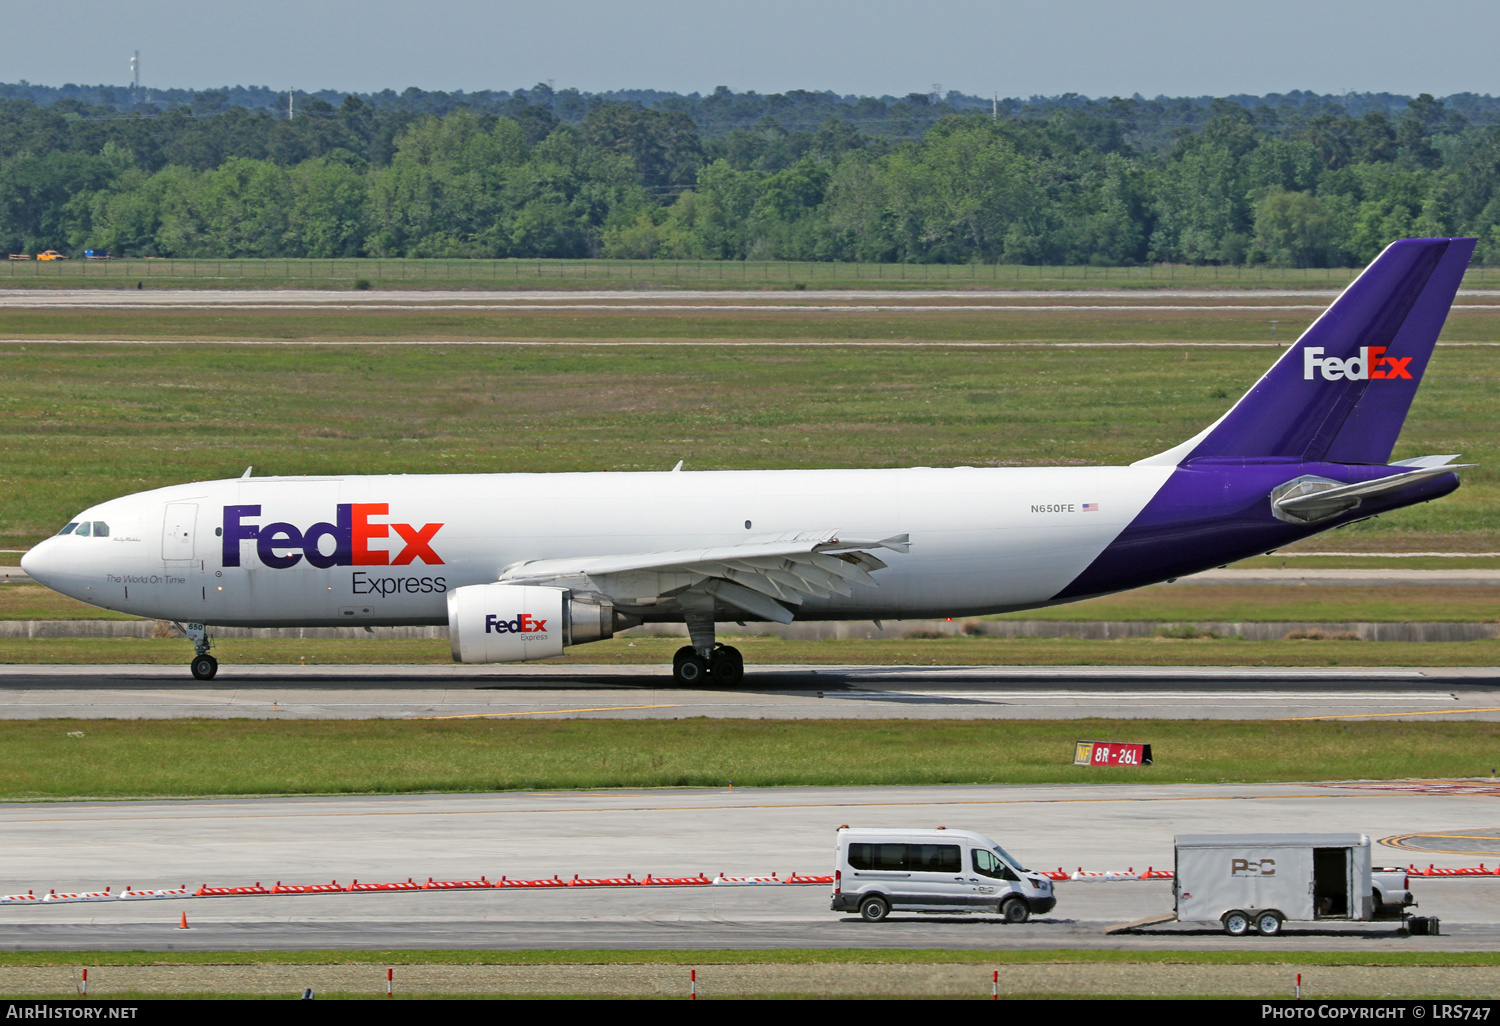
[1174,833,1373,936]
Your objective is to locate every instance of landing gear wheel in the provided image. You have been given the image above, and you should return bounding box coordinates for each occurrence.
[1222,910,1251,936]
[859,895,890,922]
[1000,897,1031,924]
[190,654,218,681]
[672,647,708,685]
[709,645,744,687]
[1255,911,1284,936]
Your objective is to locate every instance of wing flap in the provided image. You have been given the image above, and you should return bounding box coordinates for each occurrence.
[702,579,796,624]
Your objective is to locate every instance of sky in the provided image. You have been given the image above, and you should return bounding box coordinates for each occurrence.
[3,0,1496,100]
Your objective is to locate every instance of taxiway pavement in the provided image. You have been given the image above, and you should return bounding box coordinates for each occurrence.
[1,664,1498,720]
[1,782,1497,951]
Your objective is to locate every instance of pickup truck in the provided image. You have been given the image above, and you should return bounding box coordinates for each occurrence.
[36,250,68,261]
[1372,867,1416,915]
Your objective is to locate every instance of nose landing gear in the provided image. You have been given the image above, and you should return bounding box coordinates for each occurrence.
[175,621,218,680]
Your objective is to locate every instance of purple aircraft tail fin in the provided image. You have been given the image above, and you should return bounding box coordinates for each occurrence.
[1160,238,1475,466]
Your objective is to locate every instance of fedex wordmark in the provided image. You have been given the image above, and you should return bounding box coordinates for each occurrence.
[1303,346,1413,381]
[222,504,443,569]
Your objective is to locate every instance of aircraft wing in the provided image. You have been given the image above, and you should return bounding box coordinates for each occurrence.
[497,531,910,623]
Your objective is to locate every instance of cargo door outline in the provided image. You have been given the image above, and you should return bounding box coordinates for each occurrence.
[162,503,198,563]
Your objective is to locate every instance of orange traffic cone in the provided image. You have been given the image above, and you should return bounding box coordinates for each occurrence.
[179,912,189,929]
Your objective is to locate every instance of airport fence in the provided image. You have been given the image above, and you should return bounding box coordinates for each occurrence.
[9,257,1500,291]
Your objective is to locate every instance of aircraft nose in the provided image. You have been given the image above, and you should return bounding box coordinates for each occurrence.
[19,538,56,587]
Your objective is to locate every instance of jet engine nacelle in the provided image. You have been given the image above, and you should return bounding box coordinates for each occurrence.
[446,583,614,663]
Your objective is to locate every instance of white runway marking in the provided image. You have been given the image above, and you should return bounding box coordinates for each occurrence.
[823,689,1451,702]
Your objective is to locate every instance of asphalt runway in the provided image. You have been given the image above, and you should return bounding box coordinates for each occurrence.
[1,782,1497,951]
[1,664,1498,720]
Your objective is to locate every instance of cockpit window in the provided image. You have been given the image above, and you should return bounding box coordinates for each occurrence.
[93,521,109,537]
[74,522,91,537]
[58,523,78,535]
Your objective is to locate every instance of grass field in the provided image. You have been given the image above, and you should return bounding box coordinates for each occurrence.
[3,948,1495,967]
[3,634,1499,666]
[2,950,1491,1000]
[1,948,1494,1001]
[1,717,1494,799]
[994,584,1500,622]
[0,339,1494,549]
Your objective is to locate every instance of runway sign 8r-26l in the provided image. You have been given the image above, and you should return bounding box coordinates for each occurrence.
[1073,741,1153,767]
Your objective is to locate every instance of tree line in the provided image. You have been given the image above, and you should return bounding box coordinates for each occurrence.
[3,89,1499,267]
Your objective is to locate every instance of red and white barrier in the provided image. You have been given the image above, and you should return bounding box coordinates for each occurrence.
[1409,863,1500,877]
[41,888,115,903]
[271,881,346,895]
[645,874,713,886]
[1069,866,1173,882]
[9,862,1496,908]
[120,887,191,901]
[195,883,270,896]
[422,877,493,890]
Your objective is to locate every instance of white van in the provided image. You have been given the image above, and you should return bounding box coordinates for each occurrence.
[830,827,1056,923]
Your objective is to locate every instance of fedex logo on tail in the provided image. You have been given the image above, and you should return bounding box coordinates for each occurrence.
[1303,346,1413,381]
[223,504,443,569]
[485,613,548,635]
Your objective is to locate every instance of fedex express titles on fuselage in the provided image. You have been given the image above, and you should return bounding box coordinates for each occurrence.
[221,502,449,598]
[21,238,1481,683]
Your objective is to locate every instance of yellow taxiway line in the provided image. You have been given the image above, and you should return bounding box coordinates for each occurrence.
[1278,707,1500,721]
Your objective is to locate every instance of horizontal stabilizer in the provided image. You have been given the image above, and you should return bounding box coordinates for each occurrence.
[1271,464,1470,524]
[1391,454,1462,468]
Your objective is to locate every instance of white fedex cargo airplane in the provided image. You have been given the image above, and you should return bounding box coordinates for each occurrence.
[22,238,1477,685]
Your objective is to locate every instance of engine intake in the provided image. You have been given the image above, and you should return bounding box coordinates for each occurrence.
[447,583,616,663]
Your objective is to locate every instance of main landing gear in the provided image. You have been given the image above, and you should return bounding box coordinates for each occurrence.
[176,621,218,681]
[671,610,745,686]
[672,644,744,687]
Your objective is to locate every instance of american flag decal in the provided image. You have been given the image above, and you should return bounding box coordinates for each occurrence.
[1081,502,1100,512]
